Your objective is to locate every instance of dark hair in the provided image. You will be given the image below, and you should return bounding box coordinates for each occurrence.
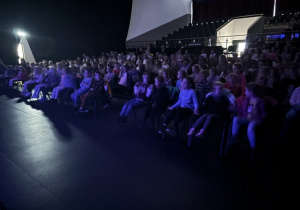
[184,76,194,86]
[246,82,262,97]
[233,62,243,73]
[192,64,201,72]
[209,67,217,74]
[95,70,103,78]
[155,76,165,83]
[200,63,208,70]
[64,66,72,75]
[178,70,187,78]
[200,70,209,78]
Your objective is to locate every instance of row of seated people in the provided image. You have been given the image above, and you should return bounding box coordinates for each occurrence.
[117,72,299,160]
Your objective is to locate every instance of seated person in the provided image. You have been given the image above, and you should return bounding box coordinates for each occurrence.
[31,66,61,101]
[112,64,131,95]
[77,71,112,113]
[223,73,242,98]
[280,86,300,144]
[143,76,170,128]
[21,66,44,98]
[162,69,172,86]
[118,73,153,123]
[230,82,267,159]
[51,67,77,101]
[159,77,198,135]
[207,67,220,84]
[187,82,230,138]
[71,69,93,107]
[8,66,29,87]
[175,70,187,91]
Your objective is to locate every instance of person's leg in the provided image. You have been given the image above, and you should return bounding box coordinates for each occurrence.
[247,120,260,149]
[281,107,299,139]
[164,108,178,126]
[21,81,30,94]
[120,99,143,117]
[230,116,249,143]
[80,92,95,109]
[193,114,209,130]
[173,108,193,130]
[202,114,218,130]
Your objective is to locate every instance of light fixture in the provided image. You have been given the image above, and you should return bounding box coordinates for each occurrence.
[17,31,27,37]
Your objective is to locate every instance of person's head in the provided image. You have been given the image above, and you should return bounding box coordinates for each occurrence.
[199,70,209,81]
[56,62,62,70]
[114,63,120,70]
[211,81,223,96]
[49,66,57,75]
[34,66,42,75]
[200,63,208,71]
[209,67,217,76]
[63,67,72,75]
[106,65,113,73]
[84,69,91,78]
[18,66,25,72]
[255,75,268,87]
[177,70,187,80]
[182,77,194,90]
[122,64,130,72]
[95,71,103,81]
[226,73,238,86]
[232,62,243,75]
[192,64,201,74]
[142,73,151,84]
[162,69,170,79]
[245,82,262,98]
[154,76,165,89]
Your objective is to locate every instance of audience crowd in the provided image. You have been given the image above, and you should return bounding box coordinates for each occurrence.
[0,37,300,160]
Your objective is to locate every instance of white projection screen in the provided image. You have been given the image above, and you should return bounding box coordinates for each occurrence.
[126,0,192,45]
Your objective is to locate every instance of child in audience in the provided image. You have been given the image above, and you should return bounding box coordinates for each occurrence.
[21,66,44,98]
[280,86,300,144]
[51,67,77,101]
[230,82,267,159]
[224,73,242,98]
[159,77,198,135]
[77,71,112,112]
[71,69,93,107]
[104,65,115,85]
[31,66,61,101]
[162,69,172,86]
[232,62,246,95]
[175,70,187,90]
[207,67,220,84]
[143,76,170,128]
[187,82,230,138]
[112,64,131,95]
[118,73,153,123]
[8,66,29,87]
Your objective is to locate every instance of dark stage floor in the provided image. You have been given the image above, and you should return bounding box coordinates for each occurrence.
[0,88,292,210]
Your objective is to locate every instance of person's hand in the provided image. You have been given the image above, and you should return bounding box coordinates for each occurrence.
[168,106,173,110]
[193,109,199,115]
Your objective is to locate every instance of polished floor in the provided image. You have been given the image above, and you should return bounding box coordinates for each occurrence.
[0,88,291,210]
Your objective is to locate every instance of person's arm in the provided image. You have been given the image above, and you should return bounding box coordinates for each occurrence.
[170,91,182,109]
[146,84,153,98]
[192,90,199,114]
[289,87,300,106]
[134,82,140,95]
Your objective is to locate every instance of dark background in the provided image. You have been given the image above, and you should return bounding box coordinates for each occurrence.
[0,0,133,64]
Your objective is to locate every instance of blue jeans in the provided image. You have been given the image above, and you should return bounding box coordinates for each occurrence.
[119,98,144,117]
[231,116,261,148]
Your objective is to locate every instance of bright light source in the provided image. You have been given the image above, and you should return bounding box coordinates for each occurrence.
[17,31,27,37]
[238,42,246,56]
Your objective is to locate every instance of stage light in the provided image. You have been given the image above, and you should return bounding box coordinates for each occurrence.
[17,31,27,37]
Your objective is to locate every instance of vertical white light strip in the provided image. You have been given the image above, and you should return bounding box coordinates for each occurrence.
[191,1,193,23]
[273,0,277,17]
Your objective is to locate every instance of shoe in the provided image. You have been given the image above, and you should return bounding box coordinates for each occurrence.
[31,94,39,99]
[187,128,195,136]
[166,127,177,136]
[39,97,47,102]
[83,109,89,113]
[195,129,205,138]
[158,124,167,134]
[102,104,110,109]
[78,108,85,112]
[24,92,32,98]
